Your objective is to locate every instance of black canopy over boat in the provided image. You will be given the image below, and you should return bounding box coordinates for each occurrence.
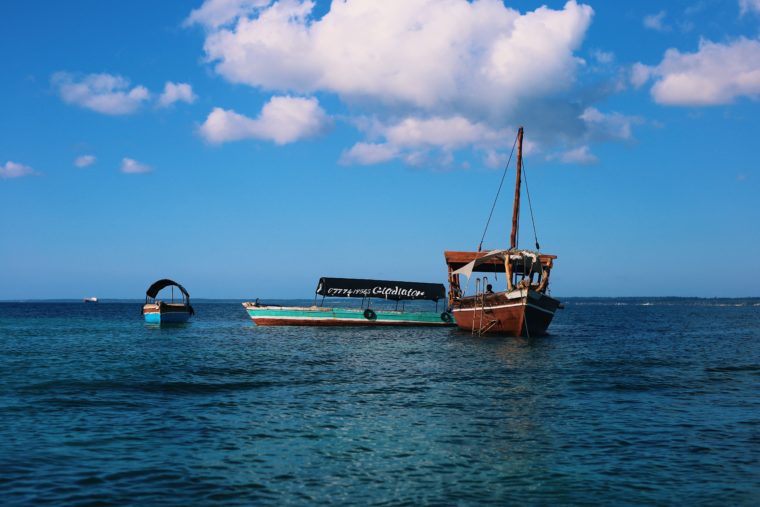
[315,277,445,301]
[145,279,191,300]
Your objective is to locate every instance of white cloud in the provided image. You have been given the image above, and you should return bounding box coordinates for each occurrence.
[643,11,670,32]
[191,0,644,166]
[580,107,642,141]
[340,143,398,165]
[158,82,197,108]
[52,72,150,115]
[200,95,330,144]
[120,158,152,174]
[483,149,507,169]
[0,161,35,179]
[684,2,708,16]
[630,62,652,88]
[199,0,593,118]
[554,145,598,164]
[74,155,96,168]
[341,115,511,166]
[384,117,507,150]
[185,0,271,28]
[635,38,760,106]
[541,108,635,164]
[547,108,637,164]
[591,49,614,65]
[739,0,760,15]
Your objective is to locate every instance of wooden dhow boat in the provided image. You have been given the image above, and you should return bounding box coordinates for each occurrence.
[142,279,195,324]
[444,127,560,336]
[243,277,453,327]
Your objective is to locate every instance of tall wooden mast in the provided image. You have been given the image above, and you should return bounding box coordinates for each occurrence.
[510,127,523,249]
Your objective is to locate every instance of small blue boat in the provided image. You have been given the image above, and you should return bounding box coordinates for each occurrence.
[142,279,194,324]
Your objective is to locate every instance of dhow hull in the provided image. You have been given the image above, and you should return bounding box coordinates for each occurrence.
[452,289,559,336]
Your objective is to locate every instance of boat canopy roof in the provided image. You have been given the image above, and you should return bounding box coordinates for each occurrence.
[445,249,557,280]
[316,277,445,301]
[146,279,190,299]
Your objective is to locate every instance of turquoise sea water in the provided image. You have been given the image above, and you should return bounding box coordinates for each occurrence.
[1,299,759,505]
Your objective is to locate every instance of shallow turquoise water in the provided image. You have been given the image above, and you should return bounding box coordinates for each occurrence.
[1,299,759,505]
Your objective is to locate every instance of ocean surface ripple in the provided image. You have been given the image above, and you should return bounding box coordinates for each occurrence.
[1,299,759,505]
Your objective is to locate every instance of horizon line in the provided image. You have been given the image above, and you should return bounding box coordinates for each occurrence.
[2,295,760,303]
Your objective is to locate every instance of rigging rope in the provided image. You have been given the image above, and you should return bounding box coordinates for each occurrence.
[477,131,519,252]
[522,158,541,251]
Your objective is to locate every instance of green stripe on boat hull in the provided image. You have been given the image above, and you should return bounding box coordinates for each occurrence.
[243,304,454,327]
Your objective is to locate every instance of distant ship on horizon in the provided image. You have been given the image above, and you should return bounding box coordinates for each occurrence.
[83,297,98,303]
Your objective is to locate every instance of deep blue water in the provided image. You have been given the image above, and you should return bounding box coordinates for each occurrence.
[1,299,759,505]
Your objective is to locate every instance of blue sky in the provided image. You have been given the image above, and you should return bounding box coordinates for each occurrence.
[1,0,759,299]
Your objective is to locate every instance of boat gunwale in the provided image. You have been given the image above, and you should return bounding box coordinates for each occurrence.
[242,302,448,316]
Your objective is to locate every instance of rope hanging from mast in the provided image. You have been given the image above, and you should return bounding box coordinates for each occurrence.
[522,159,541,251]
[477,130,519,252]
